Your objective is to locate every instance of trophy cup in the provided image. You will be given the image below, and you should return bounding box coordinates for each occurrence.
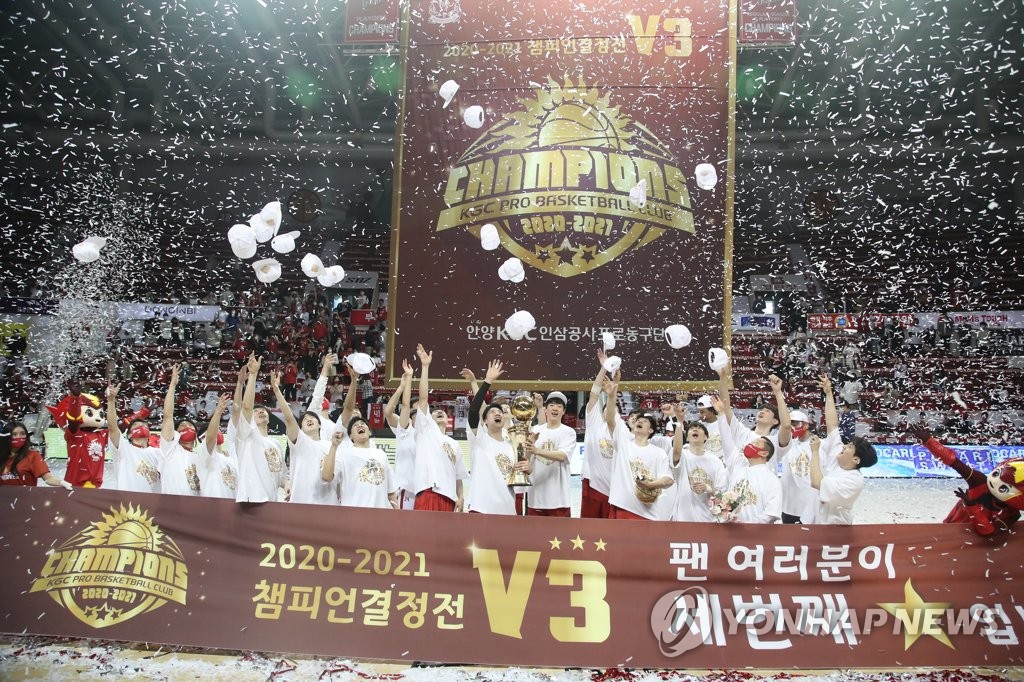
[505,394,536,487]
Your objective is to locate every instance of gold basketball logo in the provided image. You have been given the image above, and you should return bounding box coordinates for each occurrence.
[30,504,188,628]
[437,75,695,277]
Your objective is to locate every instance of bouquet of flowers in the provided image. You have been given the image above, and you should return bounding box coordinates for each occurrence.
[708,488,743,523]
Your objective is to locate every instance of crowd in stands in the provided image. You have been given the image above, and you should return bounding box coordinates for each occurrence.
[1,282,1023,450]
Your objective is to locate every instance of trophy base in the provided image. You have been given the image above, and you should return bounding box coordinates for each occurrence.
[507,473,532,487]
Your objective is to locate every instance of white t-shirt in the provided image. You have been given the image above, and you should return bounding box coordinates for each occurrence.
[727,463,782,524]
[234,415,285,503]
[528,422,576,510]
[288,430,337,506]
[413,411,468,503]
[112,438,161,493]
[778,436,818,522]
[728,416,780,454]
[608,420,672,520]
[648,434,677,521]
[672,448,729,522]
[814,430,864,525]
[583,403,614,495]
[465,426,517,515]
[394,422,418,498]
[335,442,397,509]
[199,440,238,499]
[158,432,201,497]
[701,418,724,461]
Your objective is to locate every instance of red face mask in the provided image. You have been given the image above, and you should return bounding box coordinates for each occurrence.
[130,425,151,441]
[743,443,763,460]
[178,428,198,444]
[10,436,27,450]
[792,424,808,439]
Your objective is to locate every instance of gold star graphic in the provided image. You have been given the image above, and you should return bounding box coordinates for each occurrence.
[594,539,607,551]
[571,534,585,550]
[549,537,562,550]
[877,579,954,650]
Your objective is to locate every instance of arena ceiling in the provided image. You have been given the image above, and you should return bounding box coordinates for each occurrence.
[0,0,1021,307]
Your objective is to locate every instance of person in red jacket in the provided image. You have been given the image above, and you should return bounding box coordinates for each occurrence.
[0,421,71,488]
[910,424,1024,535]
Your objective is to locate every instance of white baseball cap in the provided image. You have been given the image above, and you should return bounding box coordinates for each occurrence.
[545,391,568,406]
[696,395,714,409]
[789,410,810,424]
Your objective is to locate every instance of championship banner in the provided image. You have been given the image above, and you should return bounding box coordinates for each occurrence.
[4,487,1024,668]
[343,0,400,44]
[738,0,798,47]
[388,0,736,389]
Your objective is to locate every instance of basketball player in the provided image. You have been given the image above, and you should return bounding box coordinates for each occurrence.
[158,364,201,496]
[105,382,160,493]
[234,353,286,503]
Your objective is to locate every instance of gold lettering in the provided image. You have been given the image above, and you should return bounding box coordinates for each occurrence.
[609,153,638,192]
[635,157,668,201]
[590,150,609,190]
[443,165,469,205]
[546,559,611,643]
[664,18,692,57]
[472,548,541,639]
[521,151,565,190]
[562,149,593,188]
[626,15,660,55]
[463,159,496,201]
[116,549,137,573]
[494,155,524,194]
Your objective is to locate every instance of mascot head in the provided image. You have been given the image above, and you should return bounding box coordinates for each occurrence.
[77,393,106,429]
[987,459,1024,510]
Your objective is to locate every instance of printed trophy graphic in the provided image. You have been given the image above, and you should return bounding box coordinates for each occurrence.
[506,394,536,486]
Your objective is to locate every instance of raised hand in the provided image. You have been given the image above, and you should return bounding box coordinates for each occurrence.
[215,394,230,413]
[106,382,120,400]
[459,367,476,382]
[170,364,180,386]
[246,353,262,374]
[769,374,783,392]
[321,352,338,373]
[331,430,345,447]
[416,344,432,367]
[809,435,821,453]
[402,359,414,378]
[672,403,687,420]
[270,371,281,391]
[710,395,725,413]
[484,359,504,383]
[597,348,608,366]
[818,374,832,393]
[908,424,932,443]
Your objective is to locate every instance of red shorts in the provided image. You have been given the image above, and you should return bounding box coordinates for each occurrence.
[581,479,611,519]
[527,506,571,517]
[413,489,456,512]
[610,505,648,521]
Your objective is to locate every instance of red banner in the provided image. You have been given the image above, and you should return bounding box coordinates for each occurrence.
[388,0,736,389]
[343,0,399,43]
[807,313,859,332]
[4,487,1024,668]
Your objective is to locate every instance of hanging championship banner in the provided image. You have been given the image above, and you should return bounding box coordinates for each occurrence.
[388,0,737,389]
[3,487,1024,669]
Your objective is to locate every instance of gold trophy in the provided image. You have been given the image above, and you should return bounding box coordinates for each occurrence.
[505,394,536,486]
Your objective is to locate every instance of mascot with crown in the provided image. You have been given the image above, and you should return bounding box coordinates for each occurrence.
[47,382,109,488]
[910,425,1024,536]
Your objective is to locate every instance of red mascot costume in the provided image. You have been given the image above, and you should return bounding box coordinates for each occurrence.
[47,383,109,488]
[911,425,1024,536]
